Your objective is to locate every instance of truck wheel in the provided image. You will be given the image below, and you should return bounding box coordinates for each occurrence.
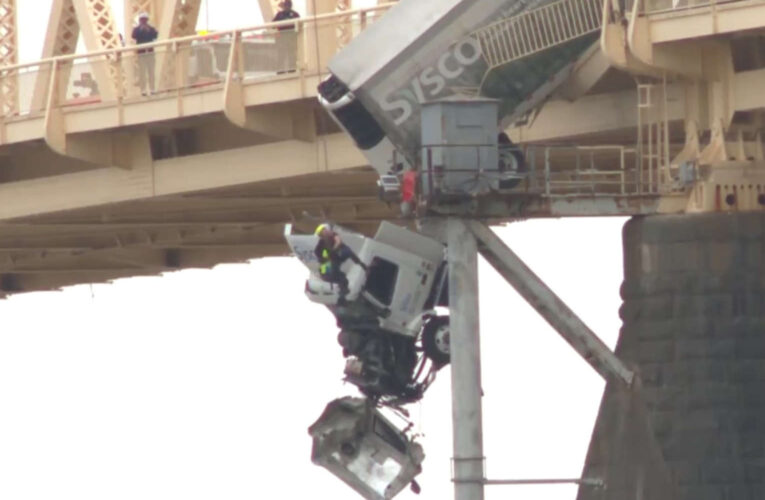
[422,316,450,366]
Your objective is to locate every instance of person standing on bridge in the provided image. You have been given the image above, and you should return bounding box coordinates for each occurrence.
[132,12,159,95]
[272,0,300,74]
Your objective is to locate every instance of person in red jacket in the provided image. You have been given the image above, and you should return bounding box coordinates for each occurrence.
[400,169,417,216]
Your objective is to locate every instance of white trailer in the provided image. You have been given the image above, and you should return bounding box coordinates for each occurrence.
[318,0,600,177]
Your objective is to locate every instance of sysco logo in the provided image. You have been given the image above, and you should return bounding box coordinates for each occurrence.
[379,37,483,126]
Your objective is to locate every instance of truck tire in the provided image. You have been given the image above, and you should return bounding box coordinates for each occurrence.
[422,316,450,366]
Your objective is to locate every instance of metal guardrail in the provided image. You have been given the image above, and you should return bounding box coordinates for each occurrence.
[473,0,603,69]
[0,3,394,119]
[626,0,757,15]
[642,0,750,13]
[420,143,641,198]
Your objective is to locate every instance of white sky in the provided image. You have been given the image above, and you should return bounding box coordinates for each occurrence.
[5,2,627,499]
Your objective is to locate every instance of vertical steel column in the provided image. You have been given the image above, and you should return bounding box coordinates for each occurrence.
[257,0,279,22]
[31,0,79,112]
[71,0,123,101]
[157,0,201,91]
[447,218,485,500]
[0,0,18,117]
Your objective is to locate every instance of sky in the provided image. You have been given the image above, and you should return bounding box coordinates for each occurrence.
[4,2,628,499]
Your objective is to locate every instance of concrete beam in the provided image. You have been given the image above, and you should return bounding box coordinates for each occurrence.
[508,87,684,143]
[44,105,151,169]
[509,66,765,144]
[0,244,288,274]
[733,68,765,112]
[0,133,366,220]
[243,104,317,142]
[556,46,611,101]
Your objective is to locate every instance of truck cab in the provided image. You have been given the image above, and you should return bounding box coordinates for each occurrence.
[285,222,449,403]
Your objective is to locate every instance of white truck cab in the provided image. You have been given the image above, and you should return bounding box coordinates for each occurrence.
[285,221,447,338]
[285,221,450,404]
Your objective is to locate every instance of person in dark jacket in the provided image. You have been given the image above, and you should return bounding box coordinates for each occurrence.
[272,1,300,73]
[131,12,159,95]
[314,224,367,303]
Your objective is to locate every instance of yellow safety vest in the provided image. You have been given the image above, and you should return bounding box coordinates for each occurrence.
[319,248,331,275]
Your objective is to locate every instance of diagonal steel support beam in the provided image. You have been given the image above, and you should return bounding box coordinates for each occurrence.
[467,220,635,386]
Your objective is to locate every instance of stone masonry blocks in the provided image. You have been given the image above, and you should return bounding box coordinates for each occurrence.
[578,213,765,500]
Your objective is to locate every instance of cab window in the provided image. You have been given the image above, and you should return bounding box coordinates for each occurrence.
[365,257,398,306]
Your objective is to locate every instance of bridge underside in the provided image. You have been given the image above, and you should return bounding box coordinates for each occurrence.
[0,166,397,297]
[3,0,765,296]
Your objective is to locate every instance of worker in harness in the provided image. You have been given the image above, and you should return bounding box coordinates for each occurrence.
[314,224,367,304]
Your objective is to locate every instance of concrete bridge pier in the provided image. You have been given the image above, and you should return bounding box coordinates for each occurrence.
[578,213,765,500]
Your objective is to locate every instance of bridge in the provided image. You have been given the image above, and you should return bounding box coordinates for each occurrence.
[0,0,399,297]
[3,1,765,499]
[0,0,763,296]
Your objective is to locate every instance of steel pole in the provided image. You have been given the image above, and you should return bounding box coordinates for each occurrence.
[447,218,485,500]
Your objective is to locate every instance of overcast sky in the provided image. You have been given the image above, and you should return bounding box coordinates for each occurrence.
[4,2,627,499]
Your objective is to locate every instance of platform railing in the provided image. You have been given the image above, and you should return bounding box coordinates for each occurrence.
[0,3,394,121]
[639,0,755,14]
[419,143,641,199]
[527,144,639,196]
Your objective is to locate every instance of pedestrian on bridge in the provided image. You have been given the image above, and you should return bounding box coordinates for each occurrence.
[273,0,300,74]
[132,12,159,95]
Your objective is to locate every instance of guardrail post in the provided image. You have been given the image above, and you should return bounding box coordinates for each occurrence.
[544,147,551,195]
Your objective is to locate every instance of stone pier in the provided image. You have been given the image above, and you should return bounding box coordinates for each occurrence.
[578,213,765,500]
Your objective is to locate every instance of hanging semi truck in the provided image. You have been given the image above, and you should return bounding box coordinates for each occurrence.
[288,221,448,500]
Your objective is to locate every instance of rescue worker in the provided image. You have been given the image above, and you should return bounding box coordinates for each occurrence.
[314,224,367,304]
[400,169,417,217]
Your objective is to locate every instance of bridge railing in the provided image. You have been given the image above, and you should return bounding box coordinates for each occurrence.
[0,3,394,120]
[635,0,751,14]
[525,144,643,196]
[420,143,646,198]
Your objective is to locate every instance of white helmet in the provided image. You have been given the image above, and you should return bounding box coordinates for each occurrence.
[138,11,149,20]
